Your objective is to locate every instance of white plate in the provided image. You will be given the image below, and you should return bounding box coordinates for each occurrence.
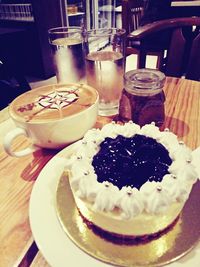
[29,143,200,267]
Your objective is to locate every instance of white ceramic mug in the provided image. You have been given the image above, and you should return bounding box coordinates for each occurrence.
[3,83,99,157]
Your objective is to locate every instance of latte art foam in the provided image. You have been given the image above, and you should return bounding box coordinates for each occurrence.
[37,90,79,110]
[9,84,98,123]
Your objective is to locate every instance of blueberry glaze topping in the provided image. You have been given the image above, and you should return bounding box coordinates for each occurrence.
[92,134,172,190]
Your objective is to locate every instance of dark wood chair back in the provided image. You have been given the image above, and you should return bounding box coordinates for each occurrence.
[121,0,167,68]
[128,17,200,81]
[122,0,144,33]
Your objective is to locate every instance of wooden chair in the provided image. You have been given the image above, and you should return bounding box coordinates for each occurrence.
[122,0,144,33]
[127,17,200,81]
[122,0,169,68]
[121,0,144,57]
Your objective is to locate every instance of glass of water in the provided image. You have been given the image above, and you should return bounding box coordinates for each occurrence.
[48,27,85,84]
[84,28,126,116]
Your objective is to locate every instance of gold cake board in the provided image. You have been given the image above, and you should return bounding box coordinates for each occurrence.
[56,174,200,267]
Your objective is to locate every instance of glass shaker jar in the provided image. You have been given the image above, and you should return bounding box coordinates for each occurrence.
[119,68,166,127]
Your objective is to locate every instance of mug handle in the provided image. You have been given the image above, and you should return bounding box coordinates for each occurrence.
[3,128,40,157]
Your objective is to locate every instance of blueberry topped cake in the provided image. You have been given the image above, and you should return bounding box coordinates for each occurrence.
[66,122,198,237]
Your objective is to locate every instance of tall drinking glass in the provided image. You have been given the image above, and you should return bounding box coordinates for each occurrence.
[84,28,126,116]
[48,27,85,84]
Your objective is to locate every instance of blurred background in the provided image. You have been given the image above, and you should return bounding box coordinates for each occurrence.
[0,0,199,109]
[0,0,122,80]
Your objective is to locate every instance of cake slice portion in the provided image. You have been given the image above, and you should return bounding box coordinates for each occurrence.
[67,122,198,237]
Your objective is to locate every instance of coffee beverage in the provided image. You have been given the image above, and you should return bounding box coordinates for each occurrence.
[4,83,99,157]
[10,83,98,123]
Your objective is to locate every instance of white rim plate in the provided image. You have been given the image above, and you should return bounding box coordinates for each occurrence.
[29,143,200,267]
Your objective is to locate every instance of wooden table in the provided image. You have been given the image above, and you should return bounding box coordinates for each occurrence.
[0,77,200,267]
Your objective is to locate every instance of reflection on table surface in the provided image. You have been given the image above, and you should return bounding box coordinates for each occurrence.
[0,76,200,267]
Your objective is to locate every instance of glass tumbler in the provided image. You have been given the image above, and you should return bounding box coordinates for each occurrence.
[84,28,126,116]
[48,26,85,84]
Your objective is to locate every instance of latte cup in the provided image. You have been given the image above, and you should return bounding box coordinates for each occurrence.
[3,83,99,157]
